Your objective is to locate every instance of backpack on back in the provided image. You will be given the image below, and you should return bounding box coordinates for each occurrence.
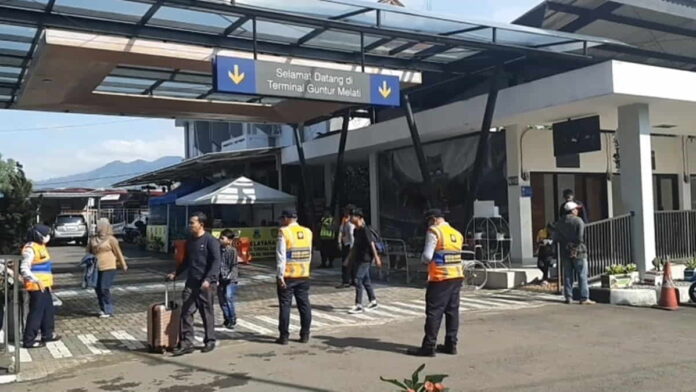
[368,226,386,255]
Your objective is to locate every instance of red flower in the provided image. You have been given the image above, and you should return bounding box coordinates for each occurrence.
[434,383,445,391]
[424,382,435,392]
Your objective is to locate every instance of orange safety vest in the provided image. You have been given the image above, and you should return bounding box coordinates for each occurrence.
[428,223,464,282]
[280,223,313,279]
[22,242,53,291]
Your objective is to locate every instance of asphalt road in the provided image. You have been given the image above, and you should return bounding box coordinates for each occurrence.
[5,301,696,391]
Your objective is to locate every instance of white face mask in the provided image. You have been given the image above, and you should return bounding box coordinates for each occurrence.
[43,234,51,244]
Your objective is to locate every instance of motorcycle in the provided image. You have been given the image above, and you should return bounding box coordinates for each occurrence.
[689,273,696,303]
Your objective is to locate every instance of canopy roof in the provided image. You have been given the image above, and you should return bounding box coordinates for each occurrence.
[515,0,696,72]
[0,0,625,112]
[175,176,295,206]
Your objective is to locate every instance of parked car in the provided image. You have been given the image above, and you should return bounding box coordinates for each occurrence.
[52,214,88,246]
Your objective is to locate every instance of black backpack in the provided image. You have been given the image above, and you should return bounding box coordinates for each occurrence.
[368,226,386,255]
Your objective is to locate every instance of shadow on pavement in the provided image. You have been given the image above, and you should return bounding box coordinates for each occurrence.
[313,335,411,354]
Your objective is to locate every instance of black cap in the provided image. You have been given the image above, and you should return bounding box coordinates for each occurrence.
[279,208,298,219]
[424,208,444,219]
[562,189,574,198]
[351,208,365,218]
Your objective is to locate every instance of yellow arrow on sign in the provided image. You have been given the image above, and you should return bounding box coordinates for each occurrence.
[378,80,392,99]
[228,64,245,85]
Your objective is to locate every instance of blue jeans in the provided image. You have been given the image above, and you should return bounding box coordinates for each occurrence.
[95,270,116,315]
[563,258,589,301]
[217,281,237,322]
[355,262,376,305]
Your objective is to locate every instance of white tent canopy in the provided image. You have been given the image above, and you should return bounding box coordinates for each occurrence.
[175,176,295,206]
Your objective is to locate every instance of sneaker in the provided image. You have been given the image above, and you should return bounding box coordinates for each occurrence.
[436,344,457,355]
[335,283,350,289]
[42,334,62,343]
[275,337,289,345]
[366,300,379,310]
[580,299,596,305]
[299,334,310,344]
[23,341,45,349]
[224,321,236,330]
[348,305,364,314]
[99,313,112,319]
[564,298,572,304]
[406,347,436,357]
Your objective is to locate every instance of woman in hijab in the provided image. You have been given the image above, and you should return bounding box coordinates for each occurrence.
[86,218,128,318]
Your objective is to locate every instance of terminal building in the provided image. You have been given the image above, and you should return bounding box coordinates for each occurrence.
[3,0,696,276]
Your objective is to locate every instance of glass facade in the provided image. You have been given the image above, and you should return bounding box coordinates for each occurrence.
[378,132,507,249]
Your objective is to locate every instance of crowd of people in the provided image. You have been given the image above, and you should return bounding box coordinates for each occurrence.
[4,188,594,356]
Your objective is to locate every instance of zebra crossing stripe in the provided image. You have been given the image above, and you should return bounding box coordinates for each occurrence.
[290,314,326,327]
[393,302,425,312]
[46,340,73,359]
[311,310,352,324]
[459,298,489,309]
[345,310,376,320]
[378,304,421,316]
[77,334,111,355]
[236,319,273,335]
[111,330,145,350]
[476,297,528,307]
[462,297,509,308]
[8,345,32,363]
[364,307,401,318]
[256,315,298,332]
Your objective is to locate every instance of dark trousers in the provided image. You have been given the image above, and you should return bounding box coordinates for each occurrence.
[320,239,336,267]
[23,289,55,346]
[277,278,311,339]
[95,269,116,315]
[340,245,352,284]
[355,262,376,305]
[422,279,462,350]
[180,281,216,346]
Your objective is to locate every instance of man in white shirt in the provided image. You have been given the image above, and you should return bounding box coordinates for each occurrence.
[336,204,356,289]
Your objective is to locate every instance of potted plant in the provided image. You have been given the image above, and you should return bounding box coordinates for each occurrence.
[601,264,639,289]
[148,236,165,253]
[684,259,696,280]
[135,235,148,250]
[380,364,449,392]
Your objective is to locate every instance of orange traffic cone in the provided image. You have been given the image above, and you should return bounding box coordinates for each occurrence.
[656,262,680,311]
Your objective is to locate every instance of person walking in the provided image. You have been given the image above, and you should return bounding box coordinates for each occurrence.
[336,204,355,289]
[218,229,239,330]
[275,209,313,345]
[20,225,61,349]
[558,189,589,223]
[87,218,128,318]
[554,202,595,305]
[408,209,464,357]
[166,212,220,355]
[318,209,337,268]
[347,208,381,314]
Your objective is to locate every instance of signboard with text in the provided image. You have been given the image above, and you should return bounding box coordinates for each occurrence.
[214,56,400,107]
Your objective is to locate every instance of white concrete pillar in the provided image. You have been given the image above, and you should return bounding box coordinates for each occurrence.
[679,136,692,210]
[606,177,614,218]
[505,125,535,266]
[617,104,656,274]
[369,152,380,230]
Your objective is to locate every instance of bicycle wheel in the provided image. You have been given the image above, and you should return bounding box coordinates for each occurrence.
[463,260,487,290]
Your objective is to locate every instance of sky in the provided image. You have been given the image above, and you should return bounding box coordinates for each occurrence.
[0,0,541,182]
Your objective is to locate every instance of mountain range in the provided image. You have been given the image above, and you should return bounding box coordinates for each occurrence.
[34,156,183,189]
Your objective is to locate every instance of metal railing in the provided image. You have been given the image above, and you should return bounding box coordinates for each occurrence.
[1,257,21,376]
[655,210,696,261]
[584,213,634,279]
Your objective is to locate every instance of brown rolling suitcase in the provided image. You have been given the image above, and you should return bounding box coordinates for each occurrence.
[147,281,180,353]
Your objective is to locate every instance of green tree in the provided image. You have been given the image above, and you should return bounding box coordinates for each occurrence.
[0,155,35,254]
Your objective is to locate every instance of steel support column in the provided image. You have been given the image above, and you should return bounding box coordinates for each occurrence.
[466,66,503,216]
[329,112,351,217]
[402,93,433,209]
[293,123,314,226]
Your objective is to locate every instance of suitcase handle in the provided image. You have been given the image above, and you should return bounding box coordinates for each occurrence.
[164,279,176,308]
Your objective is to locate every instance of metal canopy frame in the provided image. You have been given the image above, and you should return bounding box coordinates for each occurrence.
[543,0,696,70]
[0,0,624,108]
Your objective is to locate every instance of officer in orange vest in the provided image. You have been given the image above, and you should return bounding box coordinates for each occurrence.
[20,225,62,349]
[275,208,313,345]
[408,209,464,357]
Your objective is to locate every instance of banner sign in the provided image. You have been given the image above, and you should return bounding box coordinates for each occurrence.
[212,226,279,260]
[214,56,400,107]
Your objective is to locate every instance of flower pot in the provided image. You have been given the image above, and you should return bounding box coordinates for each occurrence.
[601,272,638,289]
[643,270,663,286]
